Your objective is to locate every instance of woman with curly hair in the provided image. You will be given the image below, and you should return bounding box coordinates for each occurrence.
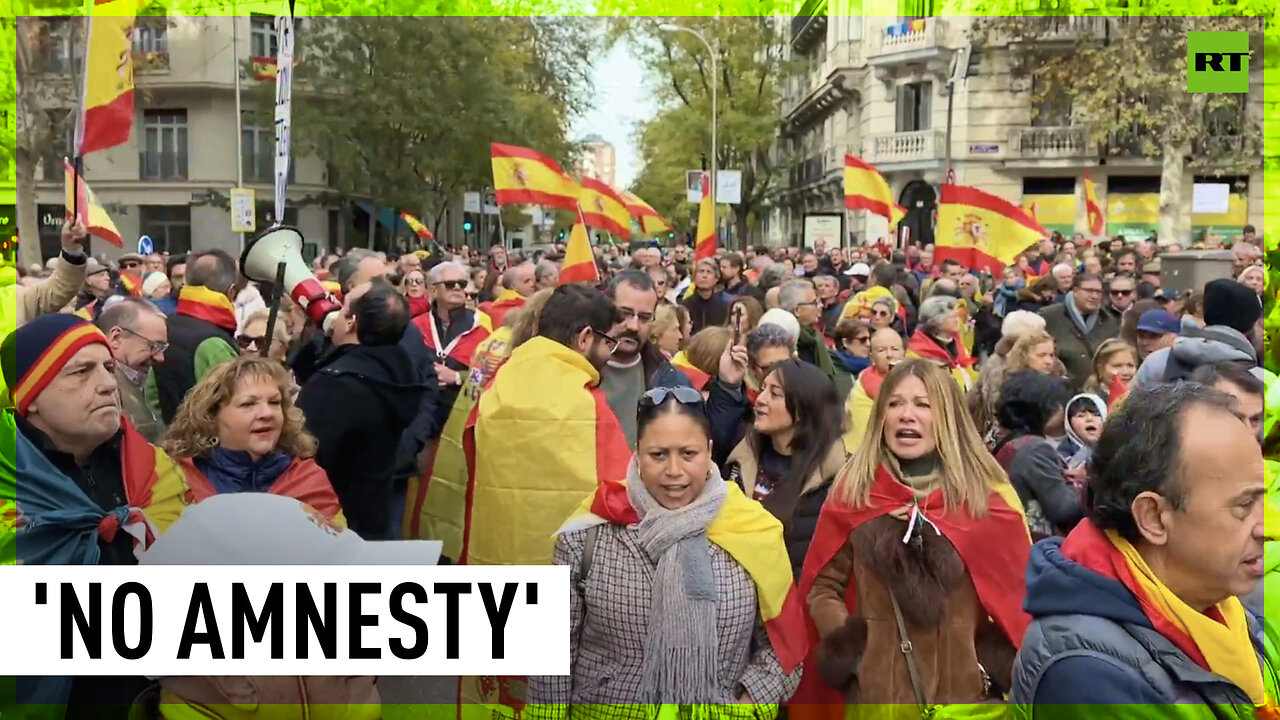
[161,354,344,524]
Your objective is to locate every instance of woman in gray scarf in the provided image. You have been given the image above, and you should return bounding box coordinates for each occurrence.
[528,387,803,720]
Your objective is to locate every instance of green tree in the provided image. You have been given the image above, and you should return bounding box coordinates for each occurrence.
[609,15,792,248]
[972,11,1272,243]
[253,15,594,247]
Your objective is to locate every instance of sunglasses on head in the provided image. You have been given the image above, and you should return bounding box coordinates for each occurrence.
[639,386,704,411]
[435,279,467,290]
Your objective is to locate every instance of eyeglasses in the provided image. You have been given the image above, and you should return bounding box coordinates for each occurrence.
[466,291,479,300]
[853,335,871,344]
[1077,287,1105,296]
[639,386,705,411]
[120,261,141,270]
[590,327,619,354]
[121,327,169,356]
[872,309,893,318]
[434,279,467,290]
[1110,289,1133,297]
[616,307,655,324]
[405,276,426,286]
[236,334,267,350]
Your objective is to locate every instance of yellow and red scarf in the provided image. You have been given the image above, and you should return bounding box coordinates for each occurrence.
[175,285,238,332]
[1064,519,1275,710]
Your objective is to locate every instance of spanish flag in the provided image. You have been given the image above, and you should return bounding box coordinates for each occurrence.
[559,212,599,286]
[75,0,137,156]
[399,210,434,241]
[844,154,906,226]
[1084,171,1105,236]
[1108,372,1130,412]
[557,472,809,677]
[251,55,277,80]
[619,189,673,235]
[793,466,1032,705]
[669,350,711,391]
[64,158,124,247]
[936,183,1048,274]
[1024,201,1039,225]
[490,142,581,212]
[693,171,716,261]
[578,176,632,237]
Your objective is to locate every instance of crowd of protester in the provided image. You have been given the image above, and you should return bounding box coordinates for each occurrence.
[2,220,1276,720]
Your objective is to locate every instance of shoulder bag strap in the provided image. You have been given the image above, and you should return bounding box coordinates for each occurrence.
[577,524,599,595]
[888,588,932,715]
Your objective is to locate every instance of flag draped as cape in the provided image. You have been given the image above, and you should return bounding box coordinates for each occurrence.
[793,466,1032,706]
[180,456,345,527]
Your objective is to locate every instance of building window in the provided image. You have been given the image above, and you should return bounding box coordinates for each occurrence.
[250,14,279,58]
[255,201,297,230]
[242,123,273,183]
[133,17,168,54]
[1030,74,1071,127]
[895,82,932,132]
[140,110,188,180]
[35,18,83,74]
[140,205,192,254]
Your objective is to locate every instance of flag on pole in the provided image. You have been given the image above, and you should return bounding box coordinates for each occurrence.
[844,155,905,226]
[559,207,599,286]
[577,177,632,237]
[693,172,716,261]
[1024,201,1039,225]
[75,1,138,156]
[272,14,296,225]
[936,184,1048,274]
[399,211,434,241]
[1084,172,1105,236]
[490,143,581,212]
[619,190,672,236]
[64,158,123,247]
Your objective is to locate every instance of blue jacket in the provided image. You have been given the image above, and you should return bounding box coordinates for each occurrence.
[1012,538,1277,720]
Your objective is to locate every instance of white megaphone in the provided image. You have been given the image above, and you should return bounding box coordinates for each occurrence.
[240,225,342,333]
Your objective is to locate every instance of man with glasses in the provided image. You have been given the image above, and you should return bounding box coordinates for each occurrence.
[411,261,492,435]
[601,270,693,447]
[779,278,836,382]
[97,297,169,443]
[1104,272,1137,321]
[1041,272,1120,391]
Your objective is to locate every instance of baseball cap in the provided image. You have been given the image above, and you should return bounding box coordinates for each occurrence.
[1136,309,1180,335]
[844,262,871,277]
[139,493,443,565]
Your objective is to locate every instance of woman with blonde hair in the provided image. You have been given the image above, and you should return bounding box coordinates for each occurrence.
[972,327,1059,444]
[649,304,684,357]
[1082,338,1138,403]
[671,325,732,392]
[794,358,1032,713]
[161,355,344,523]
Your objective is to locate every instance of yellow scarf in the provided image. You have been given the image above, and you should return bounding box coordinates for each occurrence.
[1112,532,1268,706]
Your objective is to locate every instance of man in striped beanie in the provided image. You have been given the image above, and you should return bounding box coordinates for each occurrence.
[1,314,192,712]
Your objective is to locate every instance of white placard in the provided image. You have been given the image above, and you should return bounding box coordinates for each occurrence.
[716,170,742,205]
[484,204,500,216]
[1192,183,1230,214]
[463,192,482,214]
[804,214,842,249]
[0,565,569,677]
[272,14,295,224]
[230,187,256,233]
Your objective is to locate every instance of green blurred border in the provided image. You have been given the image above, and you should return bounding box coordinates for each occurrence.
[0,2,1277,717]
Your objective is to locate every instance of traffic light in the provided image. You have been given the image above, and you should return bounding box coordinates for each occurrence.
[463,219,474,233]
[557,230,566,241]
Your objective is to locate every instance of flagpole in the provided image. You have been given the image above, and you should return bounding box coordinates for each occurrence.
[233,6,246,252]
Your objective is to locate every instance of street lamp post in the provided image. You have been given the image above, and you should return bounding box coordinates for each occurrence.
[659,23,717,214]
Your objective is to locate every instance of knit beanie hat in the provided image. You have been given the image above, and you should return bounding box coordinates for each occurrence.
[1203,278,1263,336]
[141,271,170,297]
[1,314,111,416]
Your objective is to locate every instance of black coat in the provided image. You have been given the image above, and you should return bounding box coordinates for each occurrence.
[296,343,427,540]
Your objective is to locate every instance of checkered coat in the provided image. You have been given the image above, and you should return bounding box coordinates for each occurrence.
[526,523,801,720]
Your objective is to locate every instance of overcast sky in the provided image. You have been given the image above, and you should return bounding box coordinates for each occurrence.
[571,38,654,190]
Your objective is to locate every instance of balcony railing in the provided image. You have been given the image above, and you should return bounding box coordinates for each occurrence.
[132,50,171,72]
[867,18,946,63]
[1014,126,1093,159]
[867,130,945,165]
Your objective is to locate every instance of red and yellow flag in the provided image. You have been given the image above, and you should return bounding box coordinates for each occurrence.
[559,477,809,676]
[490,142,581,212]
[251,55,277,80]
[844,154,906,226]
[64,158,123,247]
[693,172,716,261]
[559,210,599,286]
[619,189,672,235]
[399,211,434,241]
[577,176,632,237]
[936,183,1048,274]
[1084,171,1105,236]
[76,1,137,156]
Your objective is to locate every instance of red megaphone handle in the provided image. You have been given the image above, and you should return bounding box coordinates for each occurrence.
[291,276,342,328]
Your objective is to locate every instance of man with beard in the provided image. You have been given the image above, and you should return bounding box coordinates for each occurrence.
[683,258,732,334]
[599,270,692,447]
[718,251,756,298]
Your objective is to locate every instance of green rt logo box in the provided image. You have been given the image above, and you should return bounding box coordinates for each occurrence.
[1188,31,1251,93]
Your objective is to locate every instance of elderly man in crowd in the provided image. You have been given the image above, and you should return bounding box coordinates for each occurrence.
[96,298,169,443]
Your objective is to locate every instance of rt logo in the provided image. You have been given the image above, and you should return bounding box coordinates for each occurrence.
[1187,31,1251,93]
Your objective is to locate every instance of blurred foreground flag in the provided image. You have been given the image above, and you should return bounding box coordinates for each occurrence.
[491,142,581,212]
[75,0,138,156]
[64,159,123,247]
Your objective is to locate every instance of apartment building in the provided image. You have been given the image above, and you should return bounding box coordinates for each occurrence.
[577,133,618,188]
[28,14,345,261]
[768,4,1265,249]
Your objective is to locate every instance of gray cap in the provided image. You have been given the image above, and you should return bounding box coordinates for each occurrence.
[84,258,109,276]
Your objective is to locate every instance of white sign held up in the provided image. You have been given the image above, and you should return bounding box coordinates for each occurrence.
[272,14,295,225]
[230,187,256,233]
[716,170,743,205]
[463,192,482,214]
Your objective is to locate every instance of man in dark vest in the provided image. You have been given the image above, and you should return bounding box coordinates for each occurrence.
[146,249,242,423]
